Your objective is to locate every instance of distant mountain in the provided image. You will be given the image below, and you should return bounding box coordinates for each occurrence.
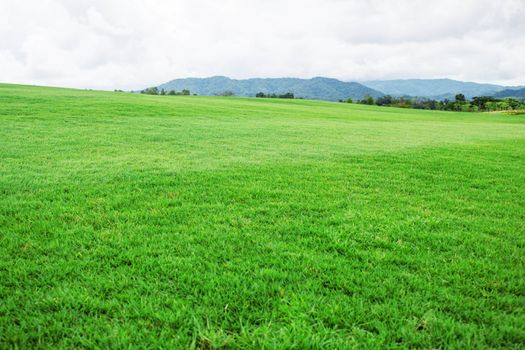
[156,76,383,101]
[493,87,525,100]
[361,79,515,100]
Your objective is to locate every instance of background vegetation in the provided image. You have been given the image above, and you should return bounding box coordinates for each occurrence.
[348,94,525,113]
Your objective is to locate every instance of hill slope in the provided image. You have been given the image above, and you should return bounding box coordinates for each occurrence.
[493,87,525,100]
[1,83,525,348]
[157,76,383,101]
[362,78,512,99]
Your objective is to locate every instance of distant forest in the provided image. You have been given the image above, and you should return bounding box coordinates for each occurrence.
[255,92,296,99]
[344,94,525,113]
[140,87,193,96]
[138,88,298,99]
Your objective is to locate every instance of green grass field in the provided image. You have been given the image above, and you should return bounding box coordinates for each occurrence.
[1,83,524,349]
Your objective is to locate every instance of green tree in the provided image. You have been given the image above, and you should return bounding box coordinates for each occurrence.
[375,95,393,106]
[360,96,375,105]
[141,87,159,95]
[455,93,466,103]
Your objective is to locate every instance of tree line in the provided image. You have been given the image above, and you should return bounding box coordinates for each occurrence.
[256,92,295,99]
[342,94,525,112]
[140,87,194,96]
[140,88,237,97]
[136,87,523,113]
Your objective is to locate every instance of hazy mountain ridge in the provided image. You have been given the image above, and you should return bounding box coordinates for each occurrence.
[157,76,383,101]
[361,79,522,100]
[493,87,525,100]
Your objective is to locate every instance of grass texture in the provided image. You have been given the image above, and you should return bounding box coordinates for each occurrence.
[1,84,525,348]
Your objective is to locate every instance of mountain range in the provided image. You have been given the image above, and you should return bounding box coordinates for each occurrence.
[493,87,525,99]
[153,76,523,101]
[157,76,383,101]
[361,79,518,100]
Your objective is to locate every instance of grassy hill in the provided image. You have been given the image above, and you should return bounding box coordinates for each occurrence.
[157,76,384,101]
[1,84,525,348]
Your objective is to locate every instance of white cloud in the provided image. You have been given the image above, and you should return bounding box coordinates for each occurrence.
[1,0,524,89]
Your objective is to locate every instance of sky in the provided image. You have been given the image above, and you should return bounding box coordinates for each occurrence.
[1,0,524,90]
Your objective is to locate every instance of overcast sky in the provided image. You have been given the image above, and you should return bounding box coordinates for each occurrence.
[1,0,524,90]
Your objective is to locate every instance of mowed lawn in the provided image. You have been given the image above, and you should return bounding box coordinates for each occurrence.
[1,84,524,349]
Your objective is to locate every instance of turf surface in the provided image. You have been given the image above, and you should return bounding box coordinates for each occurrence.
[1,84,524,348]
